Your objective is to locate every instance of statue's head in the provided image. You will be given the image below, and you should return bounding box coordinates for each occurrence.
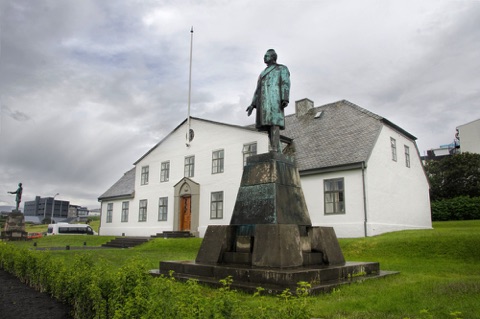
[18,183,22,187]
[264,49,277,64]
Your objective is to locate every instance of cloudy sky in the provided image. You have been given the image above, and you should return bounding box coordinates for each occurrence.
[1,0,479,209]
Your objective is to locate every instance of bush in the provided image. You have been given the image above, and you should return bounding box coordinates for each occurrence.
[431,196,480,221]
[0,244,312,319]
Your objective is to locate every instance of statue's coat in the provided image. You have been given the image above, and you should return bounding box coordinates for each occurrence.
[251,64,290,131]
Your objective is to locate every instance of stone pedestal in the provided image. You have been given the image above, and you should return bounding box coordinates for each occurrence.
[230,152,311,225]
[157,152,394,293]
[1,210,27,240]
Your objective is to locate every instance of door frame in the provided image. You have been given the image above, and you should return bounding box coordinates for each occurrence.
[173,178,200,236]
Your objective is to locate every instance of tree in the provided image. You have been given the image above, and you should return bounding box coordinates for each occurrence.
[424,152,480,201]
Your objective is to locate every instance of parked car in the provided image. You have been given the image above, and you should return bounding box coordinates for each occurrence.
[27,232,43,239]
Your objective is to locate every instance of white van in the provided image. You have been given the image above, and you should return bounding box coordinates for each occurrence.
[47,223,97,236]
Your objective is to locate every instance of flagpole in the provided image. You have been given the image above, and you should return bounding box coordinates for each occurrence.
[186,26,194,147]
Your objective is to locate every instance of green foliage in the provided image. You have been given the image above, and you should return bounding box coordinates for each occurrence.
[424,152,480,200]
[276,282,312,319]
[431,196,480,221]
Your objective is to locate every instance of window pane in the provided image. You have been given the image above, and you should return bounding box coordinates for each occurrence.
[336,180,343,191]
[141,166,149,185]
[158,197,168,221]
[325,193,334,203]
[161,161,170,182]
[325,181,333,192]
[325,203,334,214]
[210,191,224,219]
[139,200,147,222]
[324,178,345,214]
[212,150,224,174]
[391,138,397,161]
[185,156,195,177]
[243,143,257,166]
[121,201,129,222]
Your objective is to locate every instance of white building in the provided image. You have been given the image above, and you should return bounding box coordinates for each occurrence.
[457,118,480,154]
[98,99,432,238]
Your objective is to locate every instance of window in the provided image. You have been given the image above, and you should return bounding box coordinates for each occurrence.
[390,138,397,162]
[141,166,149,185]
[184,156,195,177]
[404,145,410,168]
[160,161,170,182]
[243,143,257,166]
[106,203,113,223]
[210,191,224,219]
[158,197,168,221]
[121,201,129,222]
[324,178,345,214]
[139,200,148,222]
[212,150,224,174]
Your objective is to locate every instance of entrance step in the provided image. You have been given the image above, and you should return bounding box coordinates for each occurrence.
[152,231,194,238]
[101,237,150,248]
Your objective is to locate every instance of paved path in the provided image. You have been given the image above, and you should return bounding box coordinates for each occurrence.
[0,269,72,319]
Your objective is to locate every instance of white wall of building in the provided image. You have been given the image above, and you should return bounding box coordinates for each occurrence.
[301,169,367,238]
[458,119,480,154]
[100,119,269,237]
[100,119,432,238]
[365,126,432,236]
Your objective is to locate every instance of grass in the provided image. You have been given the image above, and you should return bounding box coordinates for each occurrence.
[3,220,480,318]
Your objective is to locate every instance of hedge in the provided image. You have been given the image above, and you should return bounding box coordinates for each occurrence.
[431,196,480,221]
[0,243,312,319]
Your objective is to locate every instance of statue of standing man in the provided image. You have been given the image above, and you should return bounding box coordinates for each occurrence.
[8,183,23,211]
[246,49,290,153]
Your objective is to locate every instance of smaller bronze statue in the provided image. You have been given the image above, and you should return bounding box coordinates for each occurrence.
[8,183,23,211]
[246,49,290,153]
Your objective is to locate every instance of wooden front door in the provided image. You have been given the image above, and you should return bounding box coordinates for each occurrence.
[179,195,191,231]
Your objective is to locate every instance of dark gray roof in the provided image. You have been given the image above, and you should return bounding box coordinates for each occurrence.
[98,168,135,201]
[283,100,416,172]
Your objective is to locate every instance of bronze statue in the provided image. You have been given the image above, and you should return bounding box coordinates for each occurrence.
[8,183,23,211]
[246,49,290,153]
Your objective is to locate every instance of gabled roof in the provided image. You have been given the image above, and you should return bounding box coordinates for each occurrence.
[134,116,260,165]
[283,100,416,172]
[98,168,135,201]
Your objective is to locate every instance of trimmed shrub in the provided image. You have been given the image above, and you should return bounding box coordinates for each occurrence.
[0,244,313,319]
[431,196,480,221]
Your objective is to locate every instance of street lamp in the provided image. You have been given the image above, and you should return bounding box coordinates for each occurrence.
[51,193,59,223]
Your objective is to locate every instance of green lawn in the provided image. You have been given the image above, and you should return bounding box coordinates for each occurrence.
[3,220,480,318]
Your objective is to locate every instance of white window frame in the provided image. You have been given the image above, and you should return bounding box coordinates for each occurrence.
[324,178,345,215]
[184,156,195,177]
[121,201,129,222]
[404,145,410,168]
[243,142,257,166]
[139,199,148,222]
[210,191,224,219]
[390,137,397,162]
[212,149,224,174]
[158,197,168,221]
[141,166,149,185]
[106,203,113,223]
[160,161,170,182]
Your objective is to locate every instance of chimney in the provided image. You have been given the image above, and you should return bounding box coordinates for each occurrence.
[295,98,314,117]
